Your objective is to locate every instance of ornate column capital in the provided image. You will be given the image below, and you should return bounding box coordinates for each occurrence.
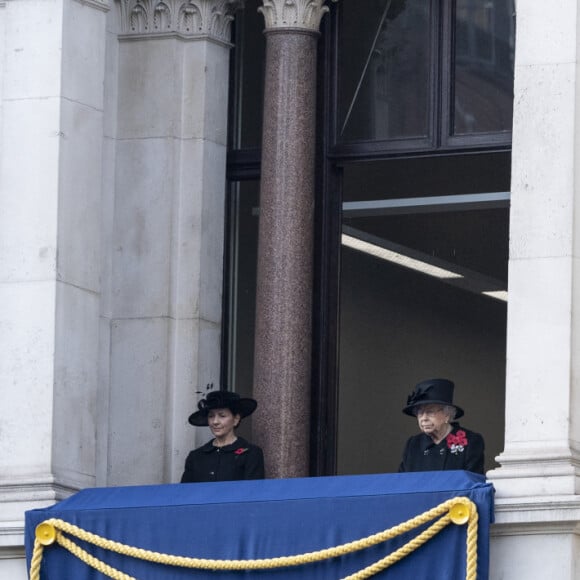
[258,0,335,32]
[116,0,243,43]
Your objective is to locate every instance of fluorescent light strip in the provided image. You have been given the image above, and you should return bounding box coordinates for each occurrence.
[341,229,508,303]
[482,290,509,301]
[342,234,463,280]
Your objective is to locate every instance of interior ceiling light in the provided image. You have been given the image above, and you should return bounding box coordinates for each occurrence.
[342,226,507,303]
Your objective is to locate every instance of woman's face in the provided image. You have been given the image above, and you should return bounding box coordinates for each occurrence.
[415,404,451,441]
[207,408,240,440]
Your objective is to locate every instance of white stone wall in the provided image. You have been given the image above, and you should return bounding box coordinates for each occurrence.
[52,0,109,492]
[489,1,580,493]
[0,0,107,501]
[488,1,580,577]
[491,531,580,580]
[0,1,235,577]
[0,0,108,576]
[101,30,231,486]
[491,0,580,494]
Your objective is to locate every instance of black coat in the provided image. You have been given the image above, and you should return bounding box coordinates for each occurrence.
[398,423,485,474]
[181,437,265,483]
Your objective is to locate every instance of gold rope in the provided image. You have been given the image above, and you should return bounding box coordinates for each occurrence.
[57,534,135,580]
[30,495,478,580]
[466,502,479,579]
[343,513,453,580]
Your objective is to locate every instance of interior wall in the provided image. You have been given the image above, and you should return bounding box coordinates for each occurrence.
[337,246,506,475]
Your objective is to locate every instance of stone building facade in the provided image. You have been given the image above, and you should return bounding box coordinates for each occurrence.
[1,0,580,578]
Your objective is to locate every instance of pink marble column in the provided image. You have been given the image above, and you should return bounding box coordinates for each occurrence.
[253,1,331,478]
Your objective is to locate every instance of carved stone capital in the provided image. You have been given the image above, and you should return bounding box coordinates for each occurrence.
[258,0,334,32]
[116,0,243,42]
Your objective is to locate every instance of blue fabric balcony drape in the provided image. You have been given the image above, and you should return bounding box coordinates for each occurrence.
[26,470,493,579]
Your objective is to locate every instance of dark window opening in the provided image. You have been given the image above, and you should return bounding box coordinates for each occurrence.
[224,0,514,477]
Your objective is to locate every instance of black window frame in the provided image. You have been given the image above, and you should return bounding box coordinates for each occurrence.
[329,0,513,160]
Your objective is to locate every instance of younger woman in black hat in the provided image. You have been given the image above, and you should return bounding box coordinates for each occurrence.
[398,378,485,474]
[181,391,264,483]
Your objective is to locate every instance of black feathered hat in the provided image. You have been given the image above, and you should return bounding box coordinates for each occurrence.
[188,391,257,427]
[402,378,464,419]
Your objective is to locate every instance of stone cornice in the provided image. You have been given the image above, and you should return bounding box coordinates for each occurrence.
[73,0,110,11]
[491,494,580,535]
[258,0,335,32]
[116,0,242,42]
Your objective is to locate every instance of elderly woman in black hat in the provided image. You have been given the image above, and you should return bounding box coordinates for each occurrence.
[398,378,485,474]
[181,391,264,483]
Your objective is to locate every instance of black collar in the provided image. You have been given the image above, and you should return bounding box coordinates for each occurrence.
[201,437,248,453]
[418,423,461,451]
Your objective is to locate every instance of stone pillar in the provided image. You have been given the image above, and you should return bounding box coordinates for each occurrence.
[0,0,109,574]
[105,0,240,485]
[488,0,580,497]
[253,0,331,478]
[487,2,580,578]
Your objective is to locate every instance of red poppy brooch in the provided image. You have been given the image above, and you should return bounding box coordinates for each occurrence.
[234,448,248,455]
[446,430,468,455]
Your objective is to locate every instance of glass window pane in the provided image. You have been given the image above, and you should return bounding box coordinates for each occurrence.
[337,232,507,475]
[343,209,509,282]
[453,0,515,135]
[342,153,512,203]
[230,0,265,149]
[337,155,509,475]
[337,0,432,143]
[225,181,260,403]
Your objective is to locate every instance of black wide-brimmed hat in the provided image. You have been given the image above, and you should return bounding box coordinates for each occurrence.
[402,378,464,419]
[188,391,258,427]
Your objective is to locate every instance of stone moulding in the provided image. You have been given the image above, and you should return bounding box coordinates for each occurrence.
[73,0,110,11]
[258,0,336,31]
[492,495,580,535]
[0,478,83,502]
[116,0,242,41]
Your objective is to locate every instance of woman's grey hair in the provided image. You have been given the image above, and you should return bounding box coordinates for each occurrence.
[443,405,457,421]
[413,404,457,419]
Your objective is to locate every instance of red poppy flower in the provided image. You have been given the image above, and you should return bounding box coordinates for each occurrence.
[454,430,468,446]
[234,448,248,455]
[446,430,468,454]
